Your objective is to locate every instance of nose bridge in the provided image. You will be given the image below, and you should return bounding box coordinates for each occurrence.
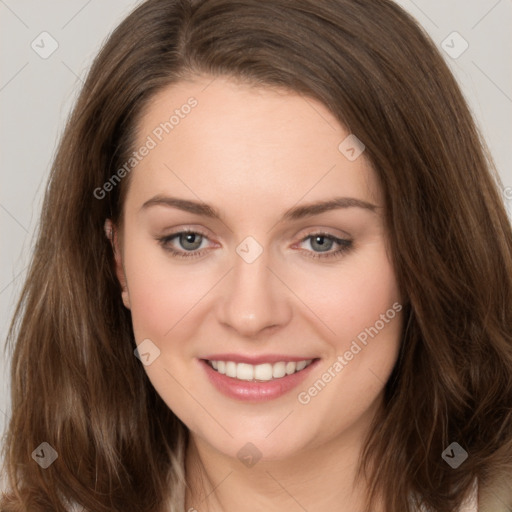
[217,240,291,336]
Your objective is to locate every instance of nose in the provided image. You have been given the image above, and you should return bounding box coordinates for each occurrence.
[216,248,292,338]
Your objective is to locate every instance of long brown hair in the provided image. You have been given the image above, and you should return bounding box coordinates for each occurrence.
[2,0,512,511]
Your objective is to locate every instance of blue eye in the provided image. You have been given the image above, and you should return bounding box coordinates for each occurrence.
[157,230,352,260]
[297,233,353,259]
[158,230,210,259]
[175,232,204,251]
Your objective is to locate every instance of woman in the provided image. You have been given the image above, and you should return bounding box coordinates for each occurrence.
[2,0,511,511]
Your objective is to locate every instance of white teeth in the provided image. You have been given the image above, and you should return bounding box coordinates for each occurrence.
[285,361,296,375]
[296,360,307,371]
[236,363,254,381]
[208,359,314,381]
[272,362,286,378]
[225,361,237,378]
[254,363,273,380]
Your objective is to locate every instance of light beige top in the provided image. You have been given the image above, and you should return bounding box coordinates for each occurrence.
[415,479,478,512]
[458,479,479,512]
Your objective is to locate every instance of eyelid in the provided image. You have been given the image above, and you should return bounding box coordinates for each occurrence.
[293,225,352,241]
[159,225,214,240]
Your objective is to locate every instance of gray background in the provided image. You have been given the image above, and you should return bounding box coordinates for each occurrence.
[1,0,511,486]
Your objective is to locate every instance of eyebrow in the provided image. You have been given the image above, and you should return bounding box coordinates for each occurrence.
[140,195,379,221]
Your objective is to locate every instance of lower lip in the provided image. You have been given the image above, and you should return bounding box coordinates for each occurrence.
[199,359,320,402]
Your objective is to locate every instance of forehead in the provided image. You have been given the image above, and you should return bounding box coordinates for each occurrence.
[127,75,382,214]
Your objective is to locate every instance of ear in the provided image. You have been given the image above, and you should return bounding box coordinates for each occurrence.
[104,219,131,309]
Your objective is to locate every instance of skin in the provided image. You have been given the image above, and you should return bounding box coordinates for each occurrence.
[110,75,403,512]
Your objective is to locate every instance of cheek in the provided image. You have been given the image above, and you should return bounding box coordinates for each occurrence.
[121,233,215,343]
[290,243,402,350]
[291,246,402,440]
[124,231,402,354]
[119,228,403,449]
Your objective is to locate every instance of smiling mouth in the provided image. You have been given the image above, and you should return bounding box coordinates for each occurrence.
[204,358,318,382]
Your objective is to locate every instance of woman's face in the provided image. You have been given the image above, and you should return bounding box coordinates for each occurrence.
[113,75,403,461]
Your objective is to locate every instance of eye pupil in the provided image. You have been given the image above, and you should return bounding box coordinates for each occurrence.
[180,233,202,251]
[311,235,333,252]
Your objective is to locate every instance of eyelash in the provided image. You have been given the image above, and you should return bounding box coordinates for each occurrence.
[157,229,353,260]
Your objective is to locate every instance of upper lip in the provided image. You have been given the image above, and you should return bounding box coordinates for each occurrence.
[201,353,318,365]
